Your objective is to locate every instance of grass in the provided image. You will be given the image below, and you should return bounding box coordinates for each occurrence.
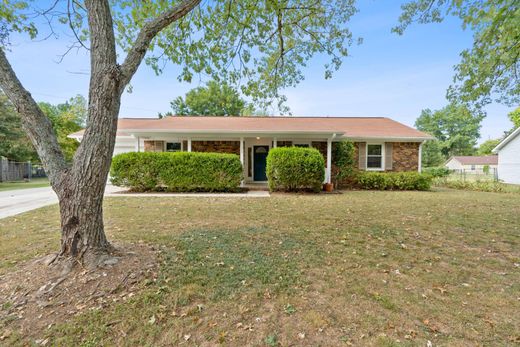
[1,190,520,346]
[0,178,49,192]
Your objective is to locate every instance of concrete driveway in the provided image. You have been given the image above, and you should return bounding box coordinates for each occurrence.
[0,186,58,219]
[0,185,269,219]
[0,185,126,219]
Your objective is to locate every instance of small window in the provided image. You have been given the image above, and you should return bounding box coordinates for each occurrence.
[294,144,309,148]
[471,165,476,171]
[367,144,383,169]
[166,142,181,152]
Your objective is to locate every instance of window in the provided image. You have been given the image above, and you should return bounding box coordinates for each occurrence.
[166,142,181,152]
[294,144,309,148]
[471,165,476,171]
[367,144,383,169]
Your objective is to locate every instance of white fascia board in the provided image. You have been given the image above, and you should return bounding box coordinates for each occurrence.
[337,135,433,142]
[493,127,520,153]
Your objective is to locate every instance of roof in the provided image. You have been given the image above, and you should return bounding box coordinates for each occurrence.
[449,156,498,165]
[69,116,433,140]
[493,127,520,152]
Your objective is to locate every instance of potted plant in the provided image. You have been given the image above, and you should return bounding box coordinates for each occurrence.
[323,182,334,192]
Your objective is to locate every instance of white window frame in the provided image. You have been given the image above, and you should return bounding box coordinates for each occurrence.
[366,143,385,171]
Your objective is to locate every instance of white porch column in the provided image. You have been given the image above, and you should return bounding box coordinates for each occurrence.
[239,137,244,165]
[188,138,192,152]
[134,136,140,152]
[326,137,332,183]
[273,137,277,148]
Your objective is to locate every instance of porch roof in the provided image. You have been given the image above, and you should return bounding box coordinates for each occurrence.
[69,116,433,140]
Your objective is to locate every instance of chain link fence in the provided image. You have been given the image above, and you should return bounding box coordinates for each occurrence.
[0,156,47,182]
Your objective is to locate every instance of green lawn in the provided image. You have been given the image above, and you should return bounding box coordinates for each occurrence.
[0,178,49,192]
[1,190,519,346]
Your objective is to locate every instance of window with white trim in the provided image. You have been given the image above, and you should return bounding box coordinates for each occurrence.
[366,144,383,169]
[166,142,181,152]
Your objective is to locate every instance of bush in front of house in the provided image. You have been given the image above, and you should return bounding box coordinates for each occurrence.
[356,171,433,191]
[423,166,451,178]
[110,152,243,192]
[266,147,325,193]
[332,140,356,188]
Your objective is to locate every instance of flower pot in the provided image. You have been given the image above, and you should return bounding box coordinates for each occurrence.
[323,183,334,192]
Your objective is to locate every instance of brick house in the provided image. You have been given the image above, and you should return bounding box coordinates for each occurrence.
[69,116,432,184]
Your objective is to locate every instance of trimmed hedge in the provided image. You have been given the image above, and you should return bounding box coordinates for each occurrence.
[266,147,325,192]
[110,152,243,192]
[356,171,433,191]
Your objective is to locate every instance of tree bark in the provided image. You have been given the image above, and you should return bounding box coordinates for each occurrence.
[0,0,201,267]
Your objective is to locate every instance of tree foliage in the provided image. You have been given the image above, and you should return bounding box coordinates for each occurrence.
[0,93,36,161]
[420,140,445,167]
[0,93,85,162]
[38,95,87,162]
[171,81,249,116]
[395,0,520,108]
[509,106,520,128]
[477,138,502,155]
[415,104,483,159]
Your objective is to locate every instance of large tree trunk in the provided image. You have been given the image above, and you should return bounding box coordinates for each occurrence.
[0,0,201,269]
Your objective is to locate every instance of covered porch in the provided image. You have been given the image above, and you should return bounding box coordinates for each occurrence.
[128,131,339,184]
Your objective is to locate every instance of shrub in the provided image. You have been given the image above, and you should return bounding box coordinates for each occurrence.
[266,147,325,192]
[423,166,451,178]
[434,179,520,193]
[356,171,433,191]
[331,140,356,188]
[110,152,243,192]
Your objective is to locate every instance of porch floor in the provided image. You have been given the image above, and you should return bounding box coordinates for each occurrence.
[243,182,269,191]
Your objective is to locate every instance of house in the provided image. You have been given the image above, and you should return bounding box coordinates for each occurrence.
[69,116,432,184]
[492,127,520,184]
[445,156,498,174]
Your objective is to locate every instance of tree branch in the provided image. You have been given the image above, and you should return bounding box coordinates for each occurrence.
[119,0,202,88]
[0,49,68,185]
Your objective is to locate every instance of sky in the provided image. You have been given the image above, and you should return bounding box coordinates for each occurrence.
[5,0,516,143]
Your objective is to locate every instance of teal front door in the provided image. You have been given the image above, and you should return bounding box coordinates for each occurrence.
[253,146,269,181]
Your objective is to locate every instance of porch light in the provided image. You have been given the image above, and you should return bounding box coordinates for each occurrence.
[256,137,260,140]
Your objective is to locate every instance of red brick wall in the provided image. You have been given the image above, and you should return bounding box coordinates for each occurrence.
[191,141,240,155]
[390,142,420,172]
[351,141,419,172]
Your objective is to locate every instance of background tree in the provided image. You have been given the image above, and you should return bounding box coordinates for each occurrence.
[0,0,358,268]
[415,104,483,160]
[394,0,520,109]
[38,95,87,162]
[420,140,445,167]
[0,93,85,162]
[0,93,37,161]
[171,81,250,116]
[477,139,502,155]
[509,106,520,128]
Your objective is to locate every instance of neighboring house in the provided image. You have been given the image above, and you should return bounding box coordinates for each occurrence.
[445,156,498,174]
[69,116,432,184]
[493,127,520,184]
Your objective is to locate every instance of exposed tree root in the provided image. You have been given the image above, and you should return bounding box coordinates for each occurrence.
[0,242,158,341]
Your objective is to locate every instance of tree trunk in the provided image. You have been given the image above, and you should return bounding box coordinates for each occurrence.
[0,0,202,269]
[58,183,110,259]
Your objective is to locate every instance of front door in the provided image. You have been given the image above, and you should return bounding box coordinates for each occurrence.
[253,146,269,181]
